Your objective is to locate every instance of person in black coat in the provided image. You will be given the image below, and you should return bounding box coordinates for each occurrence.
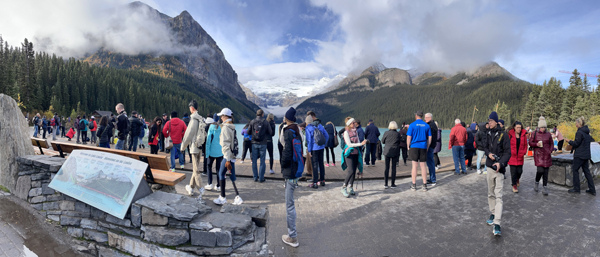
[97,115,113,148]
[567,117,596,195]
[324,122,337,167]
[382,121,401,188]
[280,108,302,247]
[399,123,409,165]
[148,117,162,154]
[364,120,380,166]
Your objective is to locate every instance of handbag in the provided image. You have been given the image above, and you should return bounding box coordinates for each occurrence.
[165,121,173,150]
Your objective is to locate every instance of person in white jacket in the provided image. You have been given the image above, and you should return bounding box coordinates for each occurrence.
[214,108,243,205]
[181,100,207,198]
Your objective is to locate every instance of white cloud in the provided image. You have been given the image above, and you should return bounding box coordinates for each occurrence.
[266,44,289,61]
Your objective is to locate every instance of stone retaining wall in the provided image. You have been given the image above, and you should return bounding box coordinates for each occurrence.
[549,154,600,188]
[14,155,269,256]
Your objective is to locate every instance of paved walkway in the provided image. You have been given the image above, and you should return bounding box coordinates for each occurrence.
[173,159,599,256]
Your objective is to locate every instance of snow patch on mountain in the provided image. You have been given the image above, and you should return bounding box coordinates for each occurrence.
[243,75,345,106]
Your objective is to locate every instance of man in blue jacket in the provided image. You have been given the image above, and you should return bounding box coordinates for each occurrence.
[364,119,380,167]
[305,114,329,189]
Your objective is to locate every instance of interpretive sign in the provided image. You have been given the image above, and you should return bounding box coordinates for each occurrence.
[590,142,600,164]
[49,150,149,219]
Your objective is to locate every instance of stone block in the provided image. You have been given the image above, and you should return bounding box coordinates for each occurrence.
[47,215,60,222]
[47,210,62,215]
[135,191,211,221]
[190,230,216,247]
[15,175,31,200]
[142,207,168,226]
[108,231,196,257]
[17,169,37,176]
[31,203,43,211]
[81,218,98,230]
[31,181,41,188]
[232,225,255,249]
[211,228,233,247]
[60,201,76,211]
[62,211,91,218]
[17,156,34,165]
[68,227,83,238]
[41,183,55,195]
[189,220,213,231]
[61,216,82,226]
[234,227,266,254]
[130,204,141,228]
[192,212,254,236]
[142,226,189,246]
[84,230,108,243]
[176,246,233,256]
[30,196,46,204]
[28,188,42,197]
[168,218,189,229]
[75,202,91,213]
[549,165,566,186]
[31,173,50,181]
[46,194,65,202]
[96,245,131,257]
[91,207,107,220]
[106,214,132,227]
[97,221,140,237]
[221,205,269,227]
[43,201,60,210]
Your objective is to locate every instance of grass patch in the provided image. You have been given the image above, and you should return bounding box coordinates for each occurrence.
[0,185,10,193]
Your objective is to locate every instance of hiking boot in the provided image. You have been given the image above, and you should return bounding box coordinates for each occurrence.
[410,184,417,191]
[233,195,243,205]
[586,190,596,196]
[185,185,193,196]
[308,183,318,189]
[282,235,299,248]
[534,182,539,192]
[493,225,501,236]
[421,184,428,192]
[486,214,495,226]
[349,187,356,195]
[512,185,518,193]
[341,187,349,197]
[213,196,227,205]
[568,189,580,194]
[319,181,326,187]
[542,186,548,196]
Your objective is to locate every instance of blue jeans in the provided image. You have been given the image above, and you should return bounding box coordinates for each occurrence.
[452,145,466,174]
[251,144,267,181]
[115,139,125,150]
[33,125,39,137]
[285,178,298,238]
[171,143,185,169]
[99,142,110,148]
[129,136,138,152]
[218,158,236,181]
[477,150,487,171]
[426,147,436,183]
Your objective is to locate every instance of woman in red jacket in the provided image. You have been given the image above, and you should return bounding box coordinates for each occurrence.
[508,121,528,193]
[528,117,554,196]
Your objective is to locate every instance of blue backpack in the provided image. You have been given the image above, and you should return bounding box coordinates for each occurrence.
[291,129,304,178]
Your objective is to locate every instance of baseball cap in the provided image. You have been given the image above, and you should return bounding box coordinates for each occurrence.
[217,108,233,117]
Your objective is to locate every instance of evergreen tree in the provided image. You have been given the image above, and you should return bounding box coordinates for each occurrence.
[583,75,591,93]
[521,85,542,127]
[572,95,589,120]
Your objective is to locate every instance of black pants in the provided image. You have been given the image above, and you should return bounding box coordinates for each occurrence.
[208,156,223,185]
[535,166,549,186]
[42,128,47,138]
[557,140,564,151]
[150,145,159,154]
[572,157,596,192]
[384,155,399,186]
[434,153,440,166]
[242,140,252,161]
[344,154,359,187]
[311,149,325,183]
[325,147,336,164]
[510,165,523,186]
[61,126,66,137]
[364,143,378,165]
[81,131,87,143]
[267,141,274,170]
[400,147,408,164]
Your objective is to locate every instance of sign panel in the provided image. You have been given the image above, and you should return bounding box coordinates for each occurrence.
[591,142,600,164]
[49,150,148,219]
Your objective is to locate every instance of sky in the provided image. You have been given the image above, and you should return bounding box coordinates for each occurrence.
[1,0,599,87]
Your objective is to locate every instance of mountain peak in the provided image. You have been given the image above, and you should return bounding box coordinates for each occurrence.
[360,62,387,76]
[467,61,517,80]
[178,10,193,20]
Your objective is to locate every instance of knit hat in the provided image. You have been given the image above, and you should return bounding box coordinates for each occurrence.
[284,107,296,122]
[305,115,314,124]
[538,116,547,128]
[213,113,218,121]
[489,111,499,122]
[498,119,505,126]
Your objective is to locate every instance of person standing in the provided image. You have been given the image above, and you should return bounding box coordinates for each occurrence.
[484,111,510,236]
[306,115,329,188]
[128,111,144,152]
[266,114,276,174]
[324,121,337,167]
[364,120,381,167]
[115,103,129,150]
[465,123,477,170]
[340,117,368,197]
[89,116,97,144]
[181,100,207,197]
[74,116,81,143]
[163,111,188,172]
[399,123,408,166]
[449,119,467,175]
[182,113,192,162]
[97,116,113,149]
[555,127,565,152]
[240,122,253,163]
[528,117,553,195]
[434,122,442,168]
[204,117,223,191]
[41,116,48,139]
[159,113,169,152]
[424,113,438,186]
[250,109,273,182]
[148,117,162,154]
[79,115,89,144]
[32,113,40,138]
[407,111,432,192]
[508,121,528,193]
[61,116,66,138]
[280,107,302,248]
[567,117,596,196]
[51,113,60,141]
[213,108,243,205]
[382,121,401,189]
[476,122,489,174]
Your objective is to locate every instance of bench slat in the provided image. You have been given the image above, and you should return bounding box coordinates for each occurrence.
[148,169,186,186]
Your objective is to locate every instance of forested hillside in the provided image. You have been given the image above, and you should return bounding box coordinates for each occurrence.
[0,36,258,121]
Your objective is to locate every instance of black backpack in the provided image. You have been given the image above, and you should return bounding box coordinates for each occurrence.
[251,119,266,142]
[88,120,94,130]
[231,128,239,156]
[79,120,86,130]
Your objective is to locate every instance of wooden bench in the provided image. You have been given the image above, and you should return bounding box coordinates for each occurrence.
[31,137,62,157]
[51,141,185,186]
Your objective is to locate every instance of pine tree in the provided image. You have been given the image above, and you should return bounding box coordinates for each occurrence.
[521,85,542,127]
[583,75,591,93]
[572,95,589,120]
[496,100,511,125]
[559,97,571,123]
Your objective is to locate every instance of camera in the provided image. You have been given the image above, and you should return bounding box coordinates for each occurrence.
[492,154,499,161]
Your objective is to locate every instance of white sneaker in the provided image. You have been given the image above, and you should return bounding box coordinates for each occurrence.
[185,185,193,196]
[204,184,214,191]
[477,169,482,174]
[213,196,227,205]
[198,187,205,196]
[269,169,275,174]
[180,165,185,169]
[233,195,243,205]
[216,186,221,191]
[240,160,244,164]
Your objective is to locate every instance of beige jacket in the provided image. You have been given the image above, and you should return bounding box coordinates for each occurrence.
[181,112,206,155]
[220,122,236,161]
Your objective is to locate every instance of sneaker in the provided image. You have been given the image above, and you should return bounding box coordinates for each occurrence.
[384,185,389,189]
[325,163,330,167]
[341,187,349,197]
[185,185,193,196]
[512,185,518,193]
[213,196,227,205]
[233,195,243,205]
[585,190,596,196]
[477,169,482,174]
[534,182,539,192]
[181,165,185,169]
[216,186,220,191]
[308,183,318,189]
[269,169,275,174]
[282,235,299,248]
[427,182,436,187]
[331,163,336,167]
[410,184,417,191]
[493,225,501,236]
[198,187,205,196]
[169,168,175,172]
[201,172,207,176]
[486,214,495,226]
[390,184,397,188]
[483,170,488,174]
[204,184,215,191]
[421,184,427,192]
[319,181,326,187]
[542,186,548,196]
[568,189,580,194]
[348,187,355,195]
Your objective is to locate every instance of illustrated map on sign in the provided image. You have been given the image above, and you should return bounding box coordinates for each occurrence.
[49,150,148,219]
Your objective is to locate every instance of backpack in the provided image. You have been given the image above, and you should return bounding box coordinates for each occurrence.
[88,120,94,130]
[231,128,239,157]
[339,131,346,150]
[251,119,267,142]
[50,118,56,126]
[195,117,207,148]
[313,125,326,146]
[291,129,305,178]
[79,119,86,130]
